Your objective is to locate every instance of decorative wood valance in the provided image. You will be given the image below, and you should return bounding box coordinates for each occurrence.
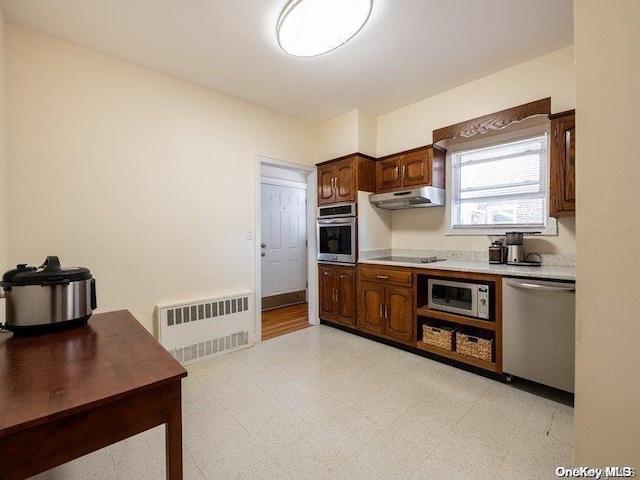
[432,97,551,144]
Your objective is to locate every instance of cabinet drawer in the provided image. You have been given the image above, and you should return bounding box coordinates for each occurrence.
[359,265,413,286]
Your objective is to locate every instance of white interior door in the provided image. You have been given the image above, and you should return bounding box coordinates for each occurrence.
[261,183,307,298]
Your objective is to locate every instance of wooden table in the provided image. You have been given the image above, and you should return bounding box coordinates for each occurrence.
[0,310,187,480]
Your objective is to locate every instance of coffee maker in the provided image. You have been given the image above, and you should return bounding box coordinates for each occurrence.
[505,231,542,265]
[505,232,525,264]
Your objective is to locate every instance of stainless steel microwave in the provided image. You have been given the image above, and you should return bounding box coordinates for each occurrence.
[427,279,490,319]
[317,202,356,264]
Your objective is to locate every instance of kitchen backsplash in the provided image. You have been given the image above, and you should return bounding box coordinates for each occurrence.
[360,248,575,267]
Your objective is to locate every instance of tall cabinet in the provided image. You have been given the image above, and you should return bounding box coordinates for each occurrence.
[317,153,375,329]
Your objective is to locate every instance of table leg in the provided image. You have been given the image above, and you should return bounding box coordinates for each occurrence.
[166,381,183,480]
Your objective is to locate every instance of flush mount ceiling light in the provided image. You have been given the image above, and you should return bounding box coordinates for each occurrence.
[277,0,373,57]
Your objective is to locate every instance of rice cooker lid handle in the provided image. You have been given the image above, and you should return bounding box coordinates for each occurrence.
[40,256,63,273]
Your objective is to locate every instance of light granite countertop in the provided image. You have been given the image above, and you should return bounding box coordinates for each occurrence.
[359,257,575,281]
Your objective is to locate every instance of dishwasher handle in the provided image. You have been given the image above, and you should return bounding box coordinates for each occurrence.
[505,280,575,293]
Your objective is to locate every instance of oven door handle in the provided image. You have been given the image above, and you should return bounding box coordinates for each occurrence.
[317,218,355,225]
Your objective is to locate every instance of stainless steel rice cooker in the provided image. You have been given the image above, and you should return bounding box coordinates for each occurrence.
[1,256,97,335]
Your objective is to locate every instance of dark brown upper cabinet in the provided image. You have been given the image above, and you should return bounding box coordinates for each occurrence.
[316,154,375,205]
[549,110,576,217]
[375,145,445,193]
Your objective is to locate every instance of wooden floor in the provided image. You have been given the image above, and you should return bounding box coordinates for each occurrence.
[261,303,310,341]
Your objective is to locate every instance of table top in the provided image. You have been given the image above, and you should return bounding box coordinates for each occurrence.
[0,310,187,437]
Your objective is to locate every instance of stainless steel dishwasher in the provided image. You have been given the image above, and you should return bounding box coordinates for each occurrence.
[502,277,576,393]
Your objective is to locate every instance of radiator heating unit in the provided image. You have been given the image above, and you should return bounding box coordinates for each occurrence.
[156,292,254,365]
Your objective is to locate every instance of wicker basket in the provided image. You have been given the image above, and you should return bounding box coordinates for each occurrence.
[422,325,456,351]
[456,331,493,362]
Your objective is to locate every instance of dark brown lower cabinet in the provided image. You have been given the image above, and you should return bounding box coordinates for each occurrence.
[319,264,356,327]
[385,286,414,344]
[357,266,414,346]
[359,281,385,335]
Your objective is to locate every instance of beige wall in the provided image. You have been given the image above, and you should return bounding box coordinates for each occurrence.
[377,46,576,254]
[357,110,377,158]
[316,110,359,162]
[357,191,391,252]
[315,48,576,255]
[5,25,316,333]
[574,0,640,465]
[0,9,7,271]
[377,46,575,156]
[316,108,378,162]
[0,9,5,321]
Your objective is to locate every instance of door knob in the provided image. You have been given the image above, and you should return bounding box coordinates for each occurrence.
[261,243,266,248]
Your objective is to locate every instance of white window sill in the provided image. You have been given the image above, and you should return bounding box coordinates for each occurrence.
[445,218,558,236]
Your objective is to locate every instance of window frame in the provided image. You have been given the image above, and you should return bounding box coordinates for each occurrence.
[444,124,558,236]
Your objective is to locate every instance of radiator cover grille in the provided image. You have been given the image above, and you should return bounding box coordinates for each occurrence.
[157,292,254,365]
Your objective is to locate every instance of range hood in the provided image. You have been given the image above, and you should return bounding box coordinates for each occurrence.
[369,186,445,210]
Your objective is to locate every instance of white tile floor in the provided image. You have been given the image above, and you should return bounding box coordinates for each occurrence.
[30,325,574,480]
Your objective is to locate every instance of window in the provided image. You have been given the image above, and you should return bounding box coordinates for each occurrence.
[446,128,557,235]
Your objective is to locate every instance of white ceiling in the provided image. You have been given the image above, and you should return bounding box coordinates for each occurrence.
[0,0,574,124]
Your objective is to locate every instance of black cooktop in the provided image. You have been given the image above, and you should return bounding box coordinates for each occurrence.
[372,256,446,264]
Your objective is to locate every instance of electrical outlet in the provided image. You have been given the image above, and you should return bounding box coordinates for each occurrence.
[245,228,254,240]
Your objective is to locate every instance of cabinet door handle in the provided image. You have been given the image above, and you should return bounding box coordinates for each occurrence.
[384,305,388,319]
[334,289,339,301]
[334,177,339,191]
[401,165,406,179]
[379,304,383,318]
[376,275,389,279]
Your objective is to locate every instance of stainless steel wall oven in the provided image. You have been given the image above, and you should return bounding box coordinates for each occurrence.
[317,202,356,264]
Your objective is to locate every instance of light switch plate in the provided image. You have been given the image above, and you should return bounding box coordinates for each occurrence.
[245,228,254,240]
